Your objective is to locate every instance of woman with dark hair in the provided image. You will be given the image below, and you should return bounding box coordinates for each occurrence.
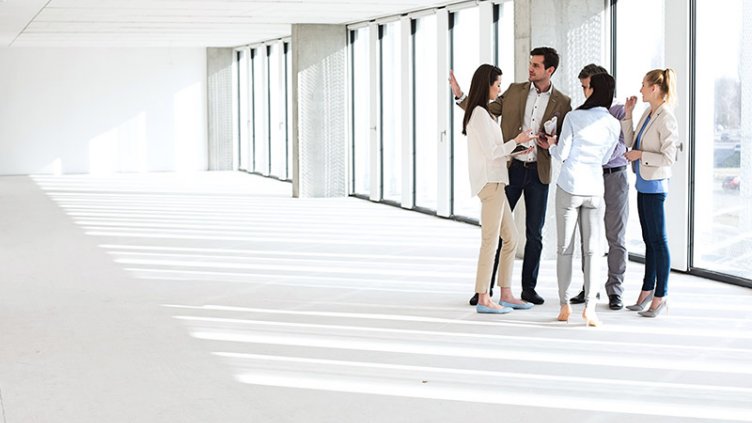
[622,69,678,318]
[463,64,536,313]
[537,73,620,326]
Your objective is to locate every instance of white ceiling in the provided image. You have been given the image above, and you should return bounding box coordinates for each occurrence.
[0,0,452,48]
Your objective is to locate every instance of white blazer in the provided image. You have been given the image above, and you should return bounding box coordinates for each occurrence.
[465,106,518,196]
[621,103,679,180]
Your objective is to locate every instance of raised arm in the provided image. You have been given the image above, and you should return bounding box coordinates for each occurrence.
[621,96,637,148]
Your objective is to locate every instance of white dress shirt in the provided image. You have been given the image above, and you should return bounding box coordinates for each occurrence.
[515,82,553,162]
[550,107,620,196]
[466,106,518,196]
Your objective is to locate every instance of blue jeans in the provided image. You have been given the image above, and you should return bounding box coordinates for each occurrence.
[637,192,670,297]
[489,160,549,292]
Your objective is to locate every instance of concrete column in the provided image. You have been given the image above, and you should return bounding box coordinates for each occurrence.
[514,0,532,81]
[291,24,348,198]
[207,47,235,171]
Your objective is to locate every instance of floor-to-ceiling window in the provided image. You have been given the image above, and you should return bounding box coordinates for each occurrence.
[235,40,291,181]
[380,21,402,204]
[693,0,751,280]
[268,43,286,179]
[237,49,251,171]
[495,1,515,91]
[414,15,439,211]
[615,0,666,257]
[450,7,480,220]
[285,42,292,180]
[253,47,268,175]
[347,3,516,219]
[351,27,371,196]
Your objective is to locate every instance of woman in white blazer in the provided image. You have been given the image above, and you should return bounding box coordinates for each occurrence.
[622,68,679,318]
[537,73,620,326]
[463,64,536,314]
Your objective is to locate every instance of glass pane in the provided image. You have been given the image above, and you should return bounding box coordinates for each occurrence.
[352,28,371,195]
[269,44,285,178]
[693,0,751,279]
[381,22,402,203]
[616,0,665,256]
[414,15,438,210]
[286,43,292,180]
[253,48,269,175]
[496,1,515,93]
[451,7,481,220]
[238,50,250,171]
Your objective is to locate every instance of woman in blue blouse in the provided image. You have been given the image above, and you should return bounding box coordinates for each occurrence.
[622,69,679,318]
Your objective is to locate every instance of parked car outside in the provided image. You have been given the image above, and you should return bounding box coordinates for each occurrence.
[722,175,740,191]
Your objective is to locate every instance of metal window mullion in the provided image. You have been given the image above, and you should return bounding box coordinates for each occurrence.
[436,9,452,218]
[688,0,697,271]
[369,22,381,201]
[664,0,691,271]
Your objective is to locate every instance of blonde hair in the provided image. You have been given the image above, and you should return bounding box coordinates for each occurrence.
[645,68,677,105]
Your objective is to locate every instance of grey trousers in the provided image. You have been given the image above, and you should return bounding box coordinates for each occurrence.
[603,170,629,296]
[556,187,604,306]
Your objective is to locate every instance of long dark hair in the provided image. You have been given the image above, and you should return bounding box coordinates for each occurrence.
[578,73,615,110]
[462,64,502,135]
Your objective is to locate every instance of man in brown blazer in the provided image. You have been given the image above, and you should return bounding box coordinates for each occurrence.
[451,47,572,305]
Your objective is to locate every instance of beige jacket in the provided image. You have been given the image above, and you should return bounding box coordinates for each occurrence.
[460,81,572,184]
[621,103,679,180]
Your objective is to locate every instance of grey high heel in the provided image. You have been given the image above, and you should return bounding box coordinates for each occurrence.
[626,291,654,311]
[638,299,668,318]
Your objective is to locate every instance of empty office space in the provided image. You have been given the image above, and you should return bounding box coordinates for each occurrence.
[1,0,751,422]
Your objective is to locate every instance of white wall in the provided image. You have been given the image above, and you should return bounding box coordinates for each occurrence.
[0,47,207,175]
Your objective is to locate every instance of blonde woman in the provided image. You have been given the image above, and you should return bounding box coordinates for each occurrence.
[462,64,536,313]
[622,69,679,318]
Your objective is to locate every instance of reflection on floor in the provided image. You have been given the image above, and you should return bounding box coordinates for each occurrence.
[1,172,751,423]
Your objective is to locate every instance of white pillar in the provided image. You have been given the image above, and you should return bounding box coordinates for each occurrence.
[291,24,348,198]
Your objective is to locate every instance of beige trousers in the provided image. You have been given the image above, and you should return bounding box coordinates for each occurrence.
[475,183,519,293]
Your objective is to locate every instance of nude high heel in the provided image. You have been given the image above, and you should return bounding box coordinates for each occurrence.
[582,305,601,327]
[557,305,571,322]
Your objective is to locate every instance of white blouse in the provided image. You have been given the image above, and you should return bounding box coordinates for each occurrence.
[465,105,519,196]
[550,107,620,196]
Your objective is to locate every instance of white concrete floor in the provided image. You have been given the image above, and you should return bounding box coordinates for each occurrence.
[1,172,751,423]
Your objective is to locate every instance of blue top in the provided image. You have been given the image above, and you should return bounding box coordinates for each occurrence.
[634,115,668,193]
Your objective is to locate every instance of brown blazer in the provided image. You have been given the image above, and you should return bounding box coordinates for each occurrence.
[461,81,572,184]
